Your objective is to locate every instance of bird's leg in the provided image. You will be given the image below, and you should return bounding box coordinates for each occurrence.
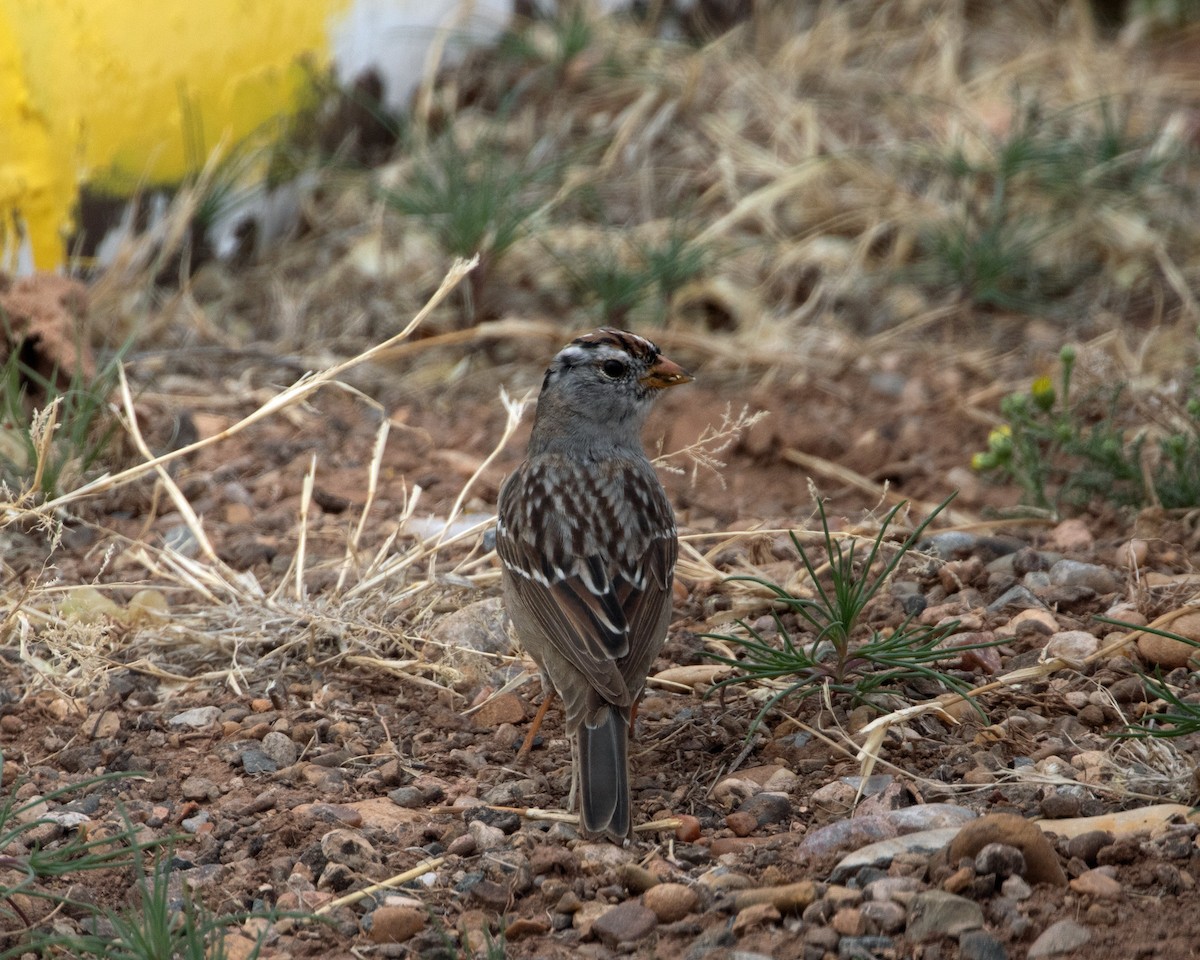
[517,689,555,759]
[567,735,578,813]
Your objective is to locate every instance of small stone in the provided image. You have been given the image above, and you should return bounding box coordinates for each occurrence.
[617,863,659,894]
[447,833,477,856]
[239,748,278,774]
[1047,518,1093,553]
[1048,560,1119,595]
[169,706,221,728]
[905,891,985,942]
[1042,631,1099,667]
[838,935,896,958]
[465,878,510,909]
[467,819,505,852]
[731,902,780,932]
[261,731,299,766]
[674,814,701,842]
[711,776,759,809]
[86,711,121,739]
[730,881,819,912]
[1069,869,1121,899]
[590,901,658,946]
[1138,614,1200,669]
[711,837,755,857]
[726,811,758,836]
[474,692,526,728]
[368,905,425,943]
[860,900,906,934]
[1028,919,1091,957]
[180,776,220,801]
[320,830,378,869]
[387,787,425,808]
[959,928,1008,960]
[643,882,698,922]
[942,866,974,894]
[831,907,867,936]
[1065,831,1113,866]
[1001,875,1032,900]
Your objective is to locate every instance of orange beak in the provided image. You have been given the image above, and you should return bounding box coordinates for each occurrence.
[640,355,693,390]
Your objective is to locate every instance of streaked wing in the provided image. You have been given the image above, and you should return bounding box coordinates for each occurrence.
[497,454,676,706]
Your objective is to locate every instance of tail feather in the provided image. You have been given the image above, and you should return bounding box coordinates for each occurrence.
[578,706,630,841]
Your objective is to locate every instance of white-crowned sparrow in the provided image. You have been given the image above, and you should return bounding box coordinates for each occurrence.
[496,328,692,841]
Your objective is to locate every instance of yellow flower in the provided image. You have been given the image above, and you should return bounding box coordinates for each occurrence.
[1031,376,1055,411]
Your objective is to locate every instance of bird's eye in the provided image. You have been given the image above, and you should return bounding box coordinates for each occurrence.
[600,358,627,379]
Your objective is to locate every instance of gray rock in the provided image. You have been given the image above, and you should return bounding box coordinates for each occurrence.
[1048,559,1120,595]
[905,891,984,942]
[959,928,1008,960]
[986,584,1044,613]
[1000,875,1032,900]
[860,899,906,933]
[181,810,210,834]
[1028,919,1091,957]
[320,829,378,869]
[467,819,505,852]
[168,706,221,728]
[261,731,299,766]
[592,901,658,947]
[838,936,895,958]
[829,825,970,882]
[387,787,425,808]
[974,842,1026,879]
[239,747,278,774]
[180,775,220,801]
[734,791,792,827]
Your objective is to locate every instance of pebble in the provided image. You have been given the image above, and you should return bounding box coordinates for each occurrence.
[905,890,984,941]
[837,935,895,958]
[320,829,378,869]
[643,882,698,922]
[1046,518,1093,553]
[1062,831,1110,865]
[1000,875,1032,900]
[734,791,791,827]
[590,901,658,946]
[467,819,506,852]
[180,775,220,801]
[367,906,426,943]
[731,902,780,932]
[711,776,760,808]
[617,863,659,894]
[1048,559,1120,595]
[959,928,1008,960]
[1042,631,1099,666]
[261,731,299,766]
[675,814,701,842]
[474,692,526,727]
[1137,613,1200,668]
[974,843,1026,879]
[169,706,221,728]
[859,899,906,933]
[730,881,818,912]
[239,747,278,774]
[1027,919,1091,957]
[1068,868,1121,899]
[986,584,1044,614]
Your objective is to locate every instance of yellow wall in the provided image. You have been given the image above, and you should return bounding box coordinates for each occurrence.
[0,0,352,270]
